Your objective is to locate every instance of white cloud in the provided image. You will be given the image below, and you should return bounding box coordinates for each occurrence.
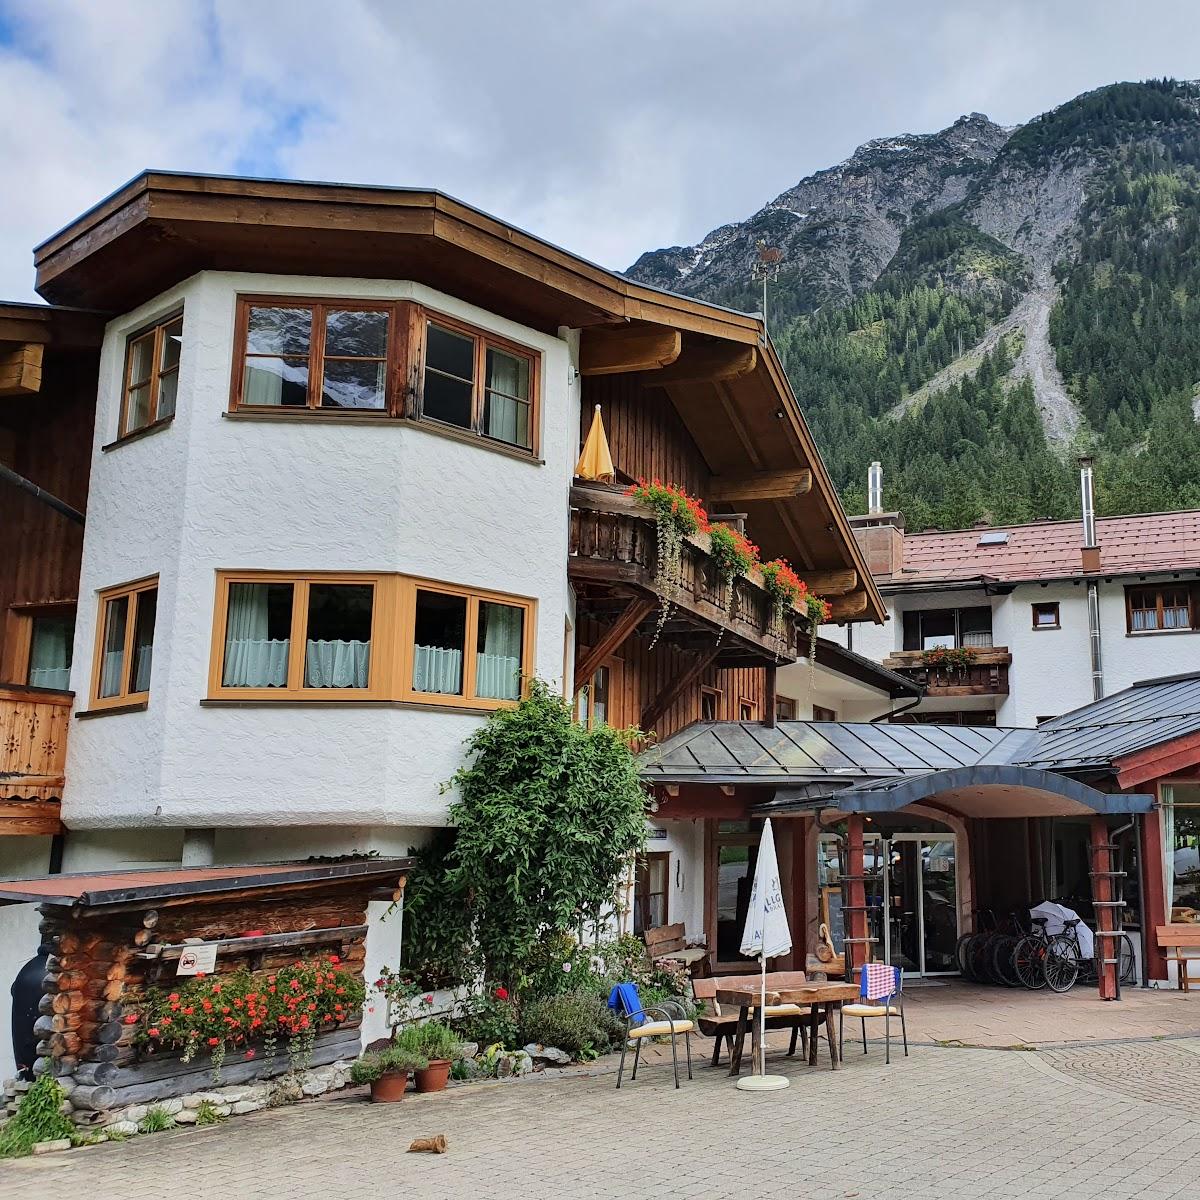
[1,0,1199,300]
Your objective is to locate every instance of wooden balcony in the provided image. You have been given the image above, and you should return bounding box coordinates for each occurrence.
[0,684,70,834]
[882,648,1012,697]
[568,484,804,666]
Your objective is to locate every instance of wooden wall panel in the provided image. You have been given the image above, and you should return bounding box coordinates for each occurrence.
[582,374,709,498]
[0,351,97,680]
[576,614,767,742]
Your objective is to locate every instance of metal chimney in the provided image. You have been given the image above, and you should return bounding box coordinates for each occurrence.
[1079,456,1104,700]
[1079,456,1097,549]
[867,461,884,516]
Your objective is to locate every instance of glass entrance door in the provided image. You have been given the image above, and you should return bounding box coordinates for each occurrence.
[884,835,959,976]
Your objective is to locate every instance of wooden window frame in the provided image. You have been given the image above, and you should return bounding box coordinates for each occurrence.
[776,695,797,721]
[418,311,540,454]
[1125,584,1198,635]
[119,310,184,438]
[633,850,670,934]
[813,704,838,722]
[208,570,536,710]
[1031,601,1060,631]
[737,697,758,721]
[208,571,391,701]
[573,655,624,730]
[2,603,75,689]
[701,686,722,721]
[228,296,541,456]
[89,577,159,710]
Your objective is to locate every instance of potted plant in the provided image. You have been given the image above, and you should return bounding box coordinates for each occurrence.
[396,1018,459,1093]
[349,1046,427,1103]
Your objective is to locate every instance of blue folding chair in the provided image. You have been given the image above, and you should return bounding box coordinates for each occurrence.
[608,982,695,1089]
[839,962,907,1065]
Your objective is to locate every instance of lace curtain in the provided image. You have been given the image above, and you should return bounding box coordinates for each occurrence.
[29,620,72,690]
[413,645,463,694]
[477,603,522,700]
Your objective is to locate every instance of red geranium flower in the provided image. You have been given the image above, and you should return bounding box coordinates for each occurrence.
[494,986,509,1001]
[207,1037,220,1047]
[328,955,340,965]
[123,1014,139,1025]
[147,1027,160,1038]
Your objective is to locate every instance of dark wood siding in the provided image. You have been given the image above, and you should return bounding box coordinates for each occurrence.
[0,350,96,680]
[576,614,767,741]
[582,375,709,498]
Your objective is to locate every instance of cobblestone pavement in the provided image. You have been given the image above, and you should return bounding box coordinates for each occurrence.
[5,1038,1200,1200]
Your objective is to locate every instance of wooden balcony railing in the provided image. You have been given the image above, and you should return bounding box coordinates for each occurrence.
[0,683,70,834]
[881,647,1012,697]
[568,485,803,664]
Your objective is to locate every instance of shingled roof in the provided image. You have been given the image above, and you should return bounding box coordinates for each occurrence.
[883,509,1200,587]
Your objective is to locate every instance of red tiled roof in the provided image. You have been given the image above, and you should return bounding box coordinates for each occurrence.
[886,510,1200,586]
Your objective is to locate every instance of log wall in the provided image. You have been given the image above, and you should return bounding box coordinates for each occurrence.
[33,884,374,1119]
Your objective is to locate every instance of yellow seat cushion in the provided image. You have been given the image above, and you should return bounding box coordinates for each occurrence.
[760,1004,808,1017]
[627,1019,695,1038]
[842,1003,901,1017]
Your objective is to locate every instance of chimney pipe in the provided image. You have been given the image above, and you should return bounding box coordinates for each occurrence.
[1079,456,1097,549]
[867,461,884,516]
[1079,456,1104,701]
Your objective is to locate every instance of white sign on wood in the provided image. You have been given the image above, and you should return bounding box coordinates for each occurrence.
[176,944,218,976]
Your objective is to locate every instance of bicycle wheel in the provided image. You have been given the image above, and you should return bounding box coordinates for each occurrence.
[1012,936,1047,989]
[991,935,1021,987]
[968,933,994,984]
[955,932,976,979]
[1044,938,1080,992]
[1117,933,1137,984]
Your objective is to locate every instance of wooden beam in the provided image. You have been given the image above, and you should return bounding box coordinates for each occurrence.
[579,324,681,376]
[574,596,656,688]
[827,591,868,621]
[800,568,857,596]
[763,665,778,728]
[0,343,43,396]
[654,344,756,385]
[640,645,723,733]
[0,800,63,837]
[710,469,812,503]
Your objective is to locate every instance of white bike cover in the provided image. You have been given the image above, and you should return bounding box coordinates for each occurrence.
[1030,901,1094,958]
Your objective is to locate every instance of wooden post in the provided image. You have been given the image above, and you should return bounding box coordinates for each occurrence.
[1090,815,1119,1001]
[763,665,778,728]
[844,813,868,979]
[1141,807,1169,981]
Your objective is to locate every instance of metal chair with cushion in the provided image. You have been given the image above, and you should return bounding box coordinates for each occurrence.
[839,962,907,1065]
[608,982,695,1089]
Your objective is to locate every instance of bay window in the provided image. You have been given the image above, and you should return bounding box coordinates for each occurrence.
[210,572,533,707]
[90,578,158,708]
[230,297,539,454]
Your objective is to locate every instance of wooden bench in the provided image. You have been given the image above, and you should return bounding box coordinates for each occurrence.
[1156,925,1200,991]
[645,922,710,976]
[692,973,810,1067]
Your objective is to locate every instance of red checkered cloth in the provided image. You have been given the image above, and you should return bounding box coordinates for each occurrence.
[863,961,897,1001]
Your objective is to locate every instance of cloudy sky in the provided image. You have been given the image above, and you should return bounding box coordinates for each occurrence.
[1,0,1198,300]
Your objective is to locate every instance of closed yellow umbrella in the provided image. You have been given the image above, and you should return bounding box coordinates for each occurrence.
[575,404,615,483]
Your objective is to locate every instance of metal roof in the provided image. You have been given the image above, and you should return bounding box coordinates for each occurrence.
[757,765,1153,819]
[813,638,922,698]
[639,720,1015,786]
[1015,673,1200,772]
[0,858,414,911]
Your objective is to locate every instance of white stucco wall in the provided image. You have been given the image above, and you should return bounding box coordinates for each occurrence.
[775,658,894,722]
[647,818,705,938]
[63,272,579,831]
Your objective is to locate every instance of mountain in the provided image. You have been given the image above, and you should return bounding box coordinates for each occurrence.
[626,79,1200,531]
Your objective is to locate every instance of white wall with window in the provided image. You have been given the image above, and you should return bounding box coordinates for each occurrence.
[63,271,579,835]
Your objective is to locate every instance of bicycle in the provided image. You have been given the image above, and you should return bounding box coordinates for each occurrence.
[1010,916,1052,990]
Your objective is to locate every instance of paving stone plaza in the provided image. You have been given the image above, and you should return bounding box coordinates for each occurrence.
[5,986,1200,1200]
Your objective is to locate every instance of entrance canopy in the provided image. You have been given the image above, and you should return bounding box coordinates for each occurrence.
[758,764,1153,820]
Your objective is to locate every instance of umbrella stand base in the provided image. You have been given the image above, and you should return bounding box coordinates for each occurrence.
[735,1073,790,1092]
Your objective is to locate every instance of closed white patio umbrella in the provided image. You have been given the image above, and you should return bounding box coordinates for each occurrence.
[736,817,793,1092]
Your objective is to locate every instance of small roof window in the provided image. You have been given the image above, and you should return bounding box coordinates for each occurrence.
[977,531,1009,546]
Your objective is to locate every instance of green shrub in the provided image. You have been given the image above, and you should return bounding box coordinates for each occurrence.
[194,1100,225,1126]
[519,991,624,1059]
[349,1046,427,1084]
[452,987,520,1048]
[395,1020,459,1061]
[0,1075,75,1158]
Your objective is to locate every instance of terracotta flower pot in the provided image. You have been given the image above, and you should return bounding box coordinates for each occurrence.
[370,1069,411,1102]
[415,1059,452,1093]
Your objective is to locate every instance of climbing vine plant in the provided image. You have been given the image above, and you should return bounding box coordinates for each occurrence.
[442,680,648,989]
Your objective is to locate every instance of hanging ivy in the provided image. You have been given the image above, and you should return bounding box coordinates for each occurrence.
[760,558,830,679]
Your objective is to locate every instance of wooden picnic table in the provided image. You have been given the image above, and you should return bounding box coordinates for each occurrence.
[716,981,859,1076]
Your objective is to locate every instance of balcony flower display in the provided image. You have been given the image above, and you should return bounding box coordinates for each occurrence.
[627,479,709,647]
[707,523,760,638]
[760,558,831,667]
[921,645,978,672]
